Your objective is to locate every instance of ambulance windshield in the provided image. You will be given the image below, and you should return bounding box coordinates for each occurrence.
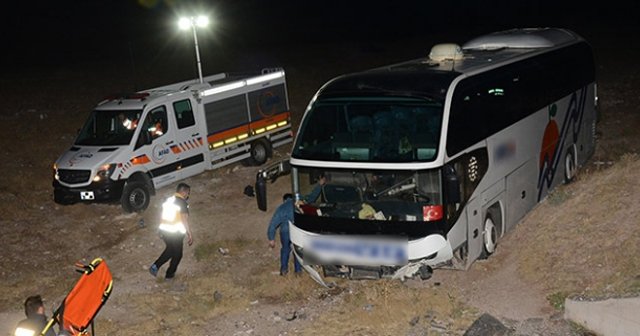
[75,110,141,146]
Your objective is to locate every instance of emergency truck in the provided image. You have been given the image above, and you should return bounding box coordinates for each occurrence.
[53,68,292,212]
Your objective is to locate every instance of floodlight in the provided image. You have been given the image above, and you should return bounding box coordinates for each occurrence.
[195,15,209,28]
[177,15,210,84]
[178,17,191,30]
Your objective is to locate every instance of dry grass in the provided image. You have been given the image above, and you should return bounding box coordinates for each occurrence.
[92,237,321,334]
[301,280,476,335]
[193,238,319,303]
[89,236,477,335]
[517,153,640,301]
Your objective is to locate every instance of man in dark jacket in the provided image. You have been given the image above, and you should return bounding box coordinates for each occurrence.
[267,176,326,276]
[267,193,300,276]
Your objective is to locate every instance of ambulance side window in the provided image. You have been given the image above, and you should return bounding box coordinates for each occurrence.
[134,106,167,147]
[146,106,168,140]
[174,99,195,129]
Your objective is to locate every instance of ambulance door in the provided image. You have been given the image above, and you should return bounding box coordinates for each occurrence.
[135,105,181,188]
[168,98,207,180]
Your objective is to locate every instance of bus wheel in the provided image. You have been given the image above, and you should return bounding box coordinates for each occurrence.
[121,180,151,213]
[480,214,498,259]
[564,147,577,184]
[245,139,271,166]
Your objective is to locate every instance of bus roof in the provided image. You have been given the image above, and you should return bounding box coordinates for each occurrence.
[316,28,584,101]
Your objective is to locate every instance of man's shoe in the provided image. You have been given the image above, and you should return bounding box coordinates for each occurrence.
[149,264,158,277]
[279,270,288,276]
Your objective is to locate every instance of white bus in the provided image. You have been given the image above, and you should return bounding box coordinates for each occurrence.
[257,28,597,284]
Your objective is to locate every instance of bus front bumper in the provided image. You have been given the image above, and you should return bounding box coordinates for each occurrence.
[289,222,453,286]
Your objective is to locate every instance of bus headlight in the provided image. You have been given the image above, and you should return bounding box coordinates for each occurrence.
[93,164,116,182]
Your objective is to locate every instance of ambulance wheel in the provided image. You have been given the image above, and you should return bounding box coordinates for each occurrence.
[245,139,271,166]
[121,180,150,213]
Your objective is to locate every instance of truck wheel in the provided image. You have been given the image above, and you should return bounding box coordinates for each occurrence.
[245,139,271,166]
[121,180,150,213]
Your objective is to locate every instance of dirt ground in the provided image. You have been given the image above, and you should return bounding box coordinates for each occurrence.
[2,29,640,335]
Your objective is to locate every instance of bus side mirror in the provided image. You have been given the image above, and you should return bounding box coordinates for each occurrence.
[255,159,292,211]
[444,166,461,204]
[256,173,267,211]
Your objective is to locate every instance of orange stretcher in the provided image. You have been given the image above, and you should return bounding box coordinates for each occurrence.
[41,258,113,336]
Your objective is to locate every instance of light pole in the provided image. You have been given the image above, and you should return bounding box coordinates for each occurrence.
[179,15,209,84]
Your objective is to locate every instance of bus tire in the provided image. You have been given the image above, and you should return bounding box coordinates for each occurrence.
[121,180,151,213]
[564,146,577,184]
[245,139,272,166]
[480,211,499,259]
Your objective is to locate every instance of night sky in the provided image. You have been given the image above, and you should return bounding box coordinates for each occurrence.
[3,0,639,70]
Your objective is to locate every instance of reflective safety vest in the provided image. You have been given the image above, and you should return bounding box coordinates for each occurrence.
[14,326,36,336]
[158,196,187,234]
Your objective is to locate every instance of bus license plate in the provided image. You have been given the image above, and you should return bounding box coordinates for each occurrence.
[308,235,408,266]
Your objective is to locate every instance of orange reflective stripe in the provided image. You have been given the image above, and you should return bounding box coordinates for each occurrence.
[206,112,290,145]
[207,124,251,144]
[170,145,181,154]
[249,111,289,131]
[131,155,150,165]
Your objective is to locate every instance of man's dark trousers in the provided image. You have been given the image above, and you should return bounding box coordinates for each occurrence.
[154,233,184,278]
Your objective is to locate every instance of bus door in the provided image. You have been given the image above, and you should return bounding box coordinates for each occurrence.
[465,196,484,266]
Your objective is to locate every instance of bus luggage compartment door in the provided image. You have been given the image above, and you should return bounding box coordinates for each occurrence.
[465,196,484,267]
[505,160,537,232]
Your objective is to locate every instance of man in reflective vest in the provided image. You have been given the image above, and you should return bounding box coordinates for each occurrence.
[149,183,193,280]
[14,295,57,336]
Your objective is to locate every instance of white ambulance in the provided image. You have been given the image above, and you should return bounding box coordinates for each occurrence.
[53,68,292,212]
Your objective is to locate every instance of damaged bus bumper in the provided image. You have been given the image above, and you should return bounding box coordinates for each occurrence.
[289,222,453,287]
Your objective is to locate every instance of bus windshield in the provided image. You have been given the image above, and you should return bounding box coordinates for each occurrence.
[295,167,442,223]
[75,109,142,146]
[293,97,443,162]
